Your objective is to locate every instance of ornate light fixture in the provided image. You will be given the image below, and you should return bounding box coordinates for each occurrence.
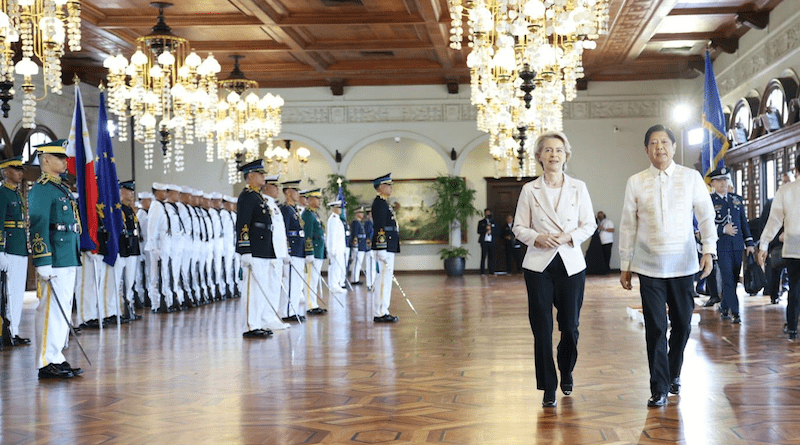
[0,0,82,127]
[104,2,221,174]
[214,54,284,184]
[449,0,609,178]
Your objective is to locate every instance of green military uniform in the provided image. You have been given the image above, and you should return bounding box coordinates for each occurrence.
[0,183,28,256]
[29,172,81,268]
[301,188,327,314]
[302,207,326,259]
[0,156,29,346]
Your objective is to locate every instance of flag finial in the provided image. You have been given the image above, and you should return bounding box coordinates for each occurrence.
[73,74,80,84]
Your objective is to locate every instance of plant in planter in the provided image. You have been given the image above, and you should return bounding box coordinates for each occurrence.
[429,175,480,276]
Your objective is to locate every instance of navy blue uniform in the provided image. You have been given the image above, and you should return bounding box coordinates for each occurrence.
[364,219,374,251]
[281,203,305,258]
[371,195,399,253]
[350,219,367,251]
[236,186,275,259]
[712,192,754,315]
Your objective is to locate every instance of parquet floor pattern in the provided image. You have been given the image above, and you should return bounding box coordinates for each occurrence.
[2,273,799,444]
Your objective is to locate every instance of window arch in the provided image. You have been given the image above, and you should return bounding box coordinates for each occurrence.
[729,97,760,144]
[11,125,57,164]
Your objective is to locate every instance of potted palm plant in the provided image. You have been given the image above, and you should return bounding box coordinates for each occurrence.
[429,175,480,277]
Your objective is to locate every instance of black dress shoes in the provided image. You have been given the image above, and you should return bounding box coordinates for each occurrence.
[789,331,799,340]
[59,361,84,376]
[703,296,720,307]
[542,391,557,408]
[307,308,327,315]
[80,319,101,329]
[561,384,573,396]
[731,313,741,324]
[243,329,273,338]
[282,315,306,322]
[38,363,75,379]
[12,335,31,345]
[373,314,399,323]
[669,378,680,395]
[647,393,668,407]
[720,310,731,320]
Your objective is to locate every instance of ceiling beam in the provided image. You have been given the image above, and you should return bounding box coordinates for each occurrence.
[409,0,456,71]
[277,12,426,26]
[624,0,681,63]
[649,32,723,42]
[667,6,744,16]
[94,13,264,29]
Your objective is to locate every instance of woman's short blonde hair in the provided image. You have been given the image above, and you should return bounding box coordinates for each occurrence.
[533,131,572,171]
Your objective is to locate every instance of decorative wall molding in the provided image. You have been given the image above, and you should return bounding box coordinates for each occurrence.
[283,98,666,125]
[717,13,800,98]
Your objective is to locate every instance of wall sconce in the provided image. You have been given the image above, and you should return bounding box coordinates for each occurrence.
[450,148,457,160]
[335,150,342,163]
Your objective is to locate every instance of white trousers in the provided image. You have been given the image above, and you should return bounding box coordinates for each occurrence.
[280,256,306,318]
[180,250,193,302]
[374,250,395,317]
[365,250,376,288]
[147,251,163,307]
[115,255,138,315]
[134,252,148,302]
[99,258,120,319]
[306,258,323,310]
[329,251,348,293]
[350,249,365,283]
[213,247,224,295]
[36,266,78,368]
[4,254,28,336]
[76,252,102,324]
[245,258,289,331]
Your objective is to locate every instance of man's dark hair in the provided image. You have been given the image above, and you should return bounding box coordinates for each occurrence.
[644,124,677,147]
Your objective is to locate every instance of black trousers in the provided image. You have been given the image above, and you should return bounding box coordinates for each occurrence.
[524,255,586,393]
[784,259,800,331]
[480,242,495,274]
[602,243,613,273]
[639,274,695,395]
[718,249,743,314]
[504,241,515,273]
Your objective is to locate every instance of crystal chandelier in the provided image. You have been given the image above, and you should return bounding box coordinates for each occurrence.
[104,2,221,174]
[214,54,284,184]
[449,0,609,177]
[0,0,81,127]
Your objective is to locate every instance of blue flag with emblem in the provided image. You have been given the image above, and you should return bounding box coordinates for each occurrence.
[95,91,123,266]
[337,180,347,222]
[701,50,729,184]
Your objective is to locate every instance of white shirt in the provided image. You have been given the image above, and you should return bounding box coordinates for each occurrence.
[598,218,614,245]
[265,195,288,259]
[145,200,168,254]
[760,180,800,259]
[619,162,717,278]
[136,208,148,245]
[326,213,347,256]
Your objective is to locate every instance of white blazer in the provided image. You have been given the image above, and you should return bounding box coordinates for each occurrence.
[513,174,596,276]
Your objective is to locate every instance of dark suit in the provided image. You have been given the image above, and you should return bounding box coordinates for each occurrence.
[501,222,519,273]
[712,192,754,315]
[477,217,496,274]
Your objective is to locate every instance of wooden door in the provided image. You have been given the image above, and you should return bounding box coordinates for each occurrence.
[485,177,535,273]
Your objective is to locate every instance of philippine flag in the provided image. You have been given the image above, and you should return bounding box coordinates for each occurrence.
[66,84,99,252]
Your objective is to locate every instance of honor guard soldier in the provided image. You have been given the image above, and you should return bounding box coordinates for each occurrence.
[349,207,367,285]
[145,182,170,312]
[28,140,83,379]
[164,184,186,311]
[134,192,152,307]
[209,193,226,301]
[706,167,755,323]
[297,190,308,215]
[177,187,198,307]
[220,195,236,299]
[237,160,277,338]
[191,189,211,304]
[116,180,142,320]
[364,206,376,291]
[261,175,290,331]
[280,180,306,321]
[371,173,399,323]
[0,156,30,346]
[326,200,348,294]
[223,195,240,298]
[200,193,217,301]
[302,188,327,315]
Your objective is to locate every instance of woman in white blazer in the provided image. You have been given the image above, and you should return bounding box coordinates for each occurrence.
[513,131,597,408]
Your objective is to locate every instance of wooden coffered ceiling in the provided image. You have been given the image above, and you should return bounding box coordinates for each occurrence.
[62,0,784,93]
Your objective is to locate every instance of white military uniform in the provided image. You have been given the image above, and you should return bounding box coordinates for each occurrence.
[134,193,150,305]
[264,191,290,330]
[145,183,170,309]
[326,206,348,294]
[220,198,237,298]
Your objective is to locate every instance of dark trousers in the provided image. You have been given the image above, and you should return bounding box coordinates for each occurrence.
[504,241,515,273]
[784,260,800,330]
[602,243,613,273]
[480,242,495,274]
[718,249,743,314]
[523,255,586,393]
[639,274,695,395]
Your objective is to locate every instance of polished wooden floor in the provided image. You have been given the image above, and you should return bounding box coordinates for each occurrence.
[2,272,799,444]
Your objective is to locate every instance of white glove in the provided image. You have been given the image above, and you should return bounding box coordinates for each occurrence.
[36,265,56,280]
[305,255,314,264]
[0,252,7,271]
[282,256,291,265]
[241,253,253,268]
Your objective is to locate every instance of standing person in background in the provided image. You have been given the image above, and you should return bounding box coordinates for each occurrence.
[302,189,327,316]
[758,157,800,339]
[116,180,142,321]
[364,206,376,291]
[513,131,596,408]
[260,175,290,332]
[619,124,717,408]
[326,200,348,295]
[350,207,367,284]
[706,167,754,323]
[597,211,615,273]
[501,214,518,274]
[280,180,306,321]
[478,209,496,275]
[28,140,83,379]
[371,174,399,323]
[0,156,30,346]
[134,192,151,307]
